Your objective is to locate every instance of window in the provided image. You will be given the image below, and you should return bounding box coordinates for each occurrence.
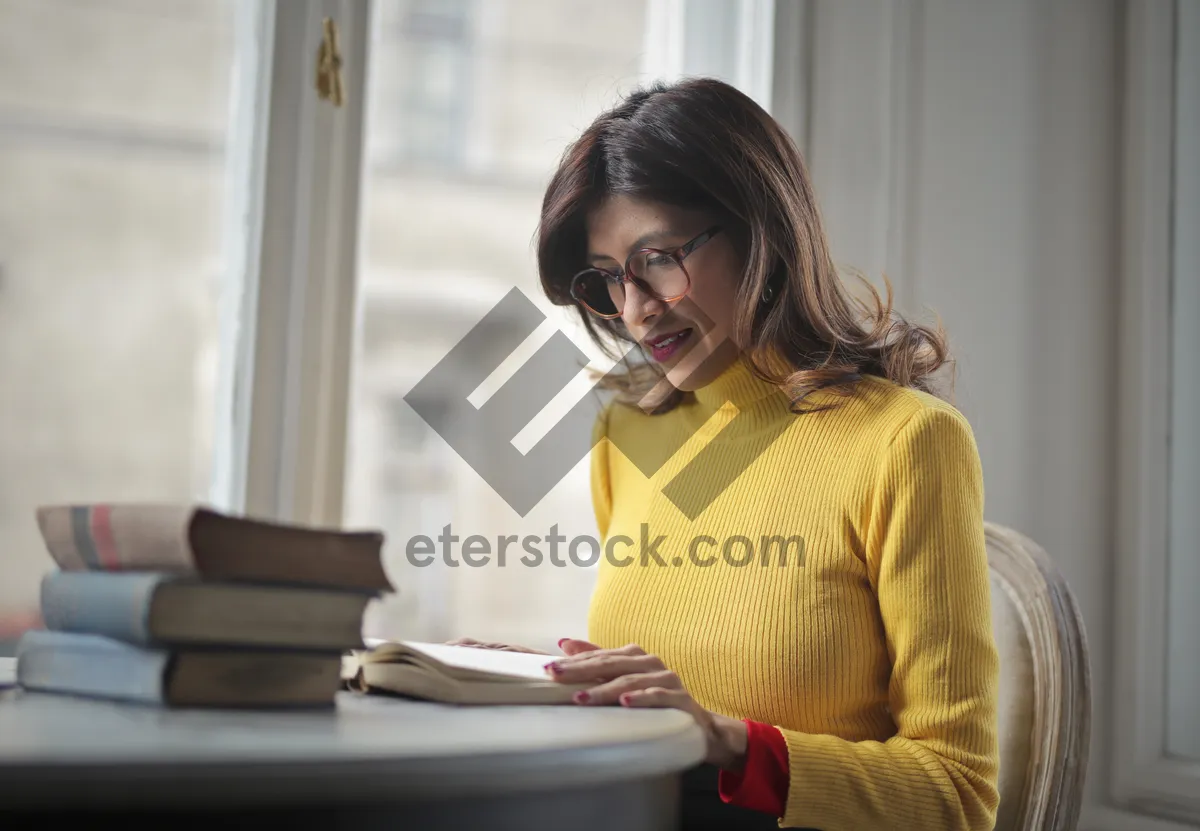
[344,0,777,648]
[0,0,779,656]
[0,0,245,647]
[346,0,652,650]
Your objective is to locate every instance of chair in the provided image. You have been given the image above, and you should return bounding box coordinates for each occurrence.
[986,522,1091,831]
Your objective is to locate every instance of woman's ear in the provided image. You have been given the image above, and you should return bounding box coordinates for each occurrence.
[752,262,785,324]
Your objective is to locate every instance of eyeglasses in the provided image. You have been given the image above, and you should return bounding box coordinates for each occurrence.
[569,226,722,319]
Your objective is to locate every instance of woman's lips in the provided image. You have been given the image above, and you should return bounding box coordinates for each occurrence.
[646,328,694,362]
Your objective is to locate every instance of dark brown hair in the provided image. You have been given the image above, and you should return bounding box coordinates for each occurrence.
[536,77,949,413]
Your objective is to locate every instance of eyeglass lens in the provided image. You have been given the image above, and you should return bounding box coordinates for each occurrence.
[573,251,688,316]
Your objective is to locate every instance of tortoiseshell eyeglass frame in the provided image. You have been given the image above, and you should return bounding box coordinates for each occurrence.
[569,225,723,319]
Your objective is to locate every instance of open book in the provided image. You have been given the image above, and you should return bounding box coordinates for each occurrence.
[342,642,591,705]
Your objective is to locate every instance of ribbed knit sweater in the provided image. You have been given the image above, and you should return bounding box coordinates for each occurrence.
[587,356,1000,830]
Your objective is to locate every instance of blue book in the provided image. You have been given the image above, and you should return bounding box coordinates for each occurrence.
[41,571,369,650]
[16,630,342,707]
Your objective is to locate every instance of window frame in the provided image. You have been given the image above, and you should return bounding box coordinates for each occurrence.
[1110,0,1200,824]
[214,0,371,528]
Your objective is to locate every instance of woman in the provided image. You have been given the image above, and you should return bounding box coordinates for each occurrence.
[454,77,999,831]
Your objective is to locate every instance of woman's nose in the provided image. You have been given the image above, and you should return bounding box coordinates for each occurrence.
[621,281,664,329]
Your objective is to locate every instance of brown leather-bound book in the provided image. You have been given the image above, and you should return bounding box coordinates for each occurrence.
[36,504,391,592]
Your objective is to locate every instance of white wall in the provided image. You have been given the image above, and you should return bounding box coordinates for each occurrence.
[776,1,1171,827]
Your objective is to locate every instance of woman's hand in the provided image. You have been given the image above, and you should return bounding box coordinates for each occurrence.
[549,639,749,771]
[444,637,551,655]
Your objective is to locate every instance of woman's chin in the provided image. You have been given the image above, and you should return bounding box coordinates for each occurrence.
[657,337,739,391]
[663,351,737,392]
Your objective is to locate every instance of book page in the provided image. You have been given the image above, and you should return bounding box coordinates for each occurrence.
[400,642,558,681]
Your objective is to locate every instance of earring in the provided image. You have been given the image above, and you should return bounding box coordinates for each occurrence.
[760,283,775,303]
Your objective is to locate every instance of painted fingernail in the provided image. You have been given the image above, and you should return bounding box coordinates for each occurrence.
[619,693,631,706]
[573,690,590,704]
[546,662,561,675]
[557,638,568,648]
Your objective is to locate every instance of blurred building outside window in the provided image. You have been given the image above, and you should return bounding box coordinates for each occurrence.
[347,0,653,650]
[0,0,239,649]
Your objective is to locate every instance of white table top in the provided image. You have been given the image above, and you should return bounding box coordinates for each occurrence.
[0,688,706,809]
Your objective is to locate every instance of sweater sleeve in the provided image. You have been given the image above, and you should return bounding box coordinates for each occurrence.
[718,720,791,816]
[777,406,1000,831]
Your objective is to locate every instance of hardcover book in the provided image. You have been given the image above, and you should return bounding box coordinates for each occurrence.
[17,630,343,707]
[36,504,391,592]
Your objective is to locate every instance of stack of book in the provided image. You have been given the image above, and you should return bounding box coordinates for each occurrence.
[15,504,390,708]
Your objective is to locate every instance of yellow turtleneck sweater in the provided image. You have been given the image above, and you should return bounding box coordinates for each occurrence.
[587,356,1000,831]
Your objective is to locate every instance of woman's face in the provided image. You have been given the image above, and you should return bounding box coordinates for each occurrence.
[585,195,742,392]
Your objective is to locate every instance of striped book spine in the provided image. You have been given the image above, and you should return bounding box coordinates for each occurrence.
[36,504,196,573]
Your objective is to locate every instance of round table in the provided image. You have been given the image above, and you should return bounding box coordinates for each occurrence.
[0,686,706,829]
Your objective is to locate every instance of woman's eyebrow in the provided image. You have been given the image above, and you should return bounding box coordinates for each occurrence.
[587,229,676,262]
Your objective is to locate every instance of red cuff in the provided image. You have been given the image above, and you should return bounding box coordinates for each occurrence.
[717,720,790,816]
